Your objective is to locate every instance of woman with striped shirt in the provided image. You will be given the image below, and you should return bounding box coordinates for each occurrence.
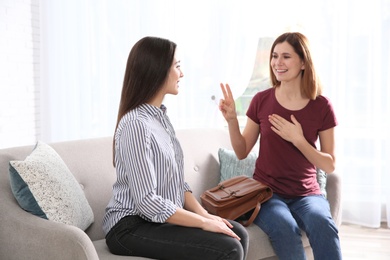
[103,36,248,260]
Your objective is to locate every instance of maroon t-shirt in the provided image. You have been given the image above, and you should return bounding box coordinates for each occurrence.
[247,88,337,198]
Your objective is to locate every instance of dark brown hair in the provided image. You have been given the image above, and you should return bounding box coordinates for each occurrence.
[113,36,177,166]
[269,32,322,99]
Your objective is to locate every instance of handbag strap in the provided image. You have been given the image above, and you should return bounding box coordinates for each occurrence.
[239,202,261,227]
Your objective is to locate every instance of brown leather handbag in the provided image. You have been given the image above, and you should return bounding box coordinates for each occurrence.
[200,175,273,226]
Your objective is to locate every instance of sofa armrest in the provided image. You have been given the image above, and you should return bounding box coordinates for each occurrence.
[0,195,99,260]
[326,173,342,227]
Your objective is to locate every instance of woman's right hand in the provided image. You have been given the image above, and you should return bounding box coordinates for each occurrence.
[167,208,240,240]
[219,83,237,122]
[201,217,241,240]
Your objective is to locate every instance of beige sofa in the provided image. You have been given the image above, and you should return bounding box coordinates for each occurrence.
[0,128,342,260]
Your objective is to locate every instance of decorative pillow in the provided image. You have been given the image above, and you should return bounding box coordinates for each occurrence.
[317,168,327,197]
[9,141,94,230]
[218,148,327,196]
[218,148,257,182]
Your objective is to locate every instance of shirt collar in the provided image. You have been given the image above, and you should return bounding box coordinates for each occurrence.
[141,103,167,116]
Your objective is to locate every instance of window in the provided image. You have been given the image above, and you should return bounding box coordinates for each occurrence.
[235,37,274,127]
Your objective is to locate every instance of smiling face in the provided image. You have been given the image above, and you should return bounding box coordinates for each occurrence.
[270,41,305,84]
[162,53,183,96]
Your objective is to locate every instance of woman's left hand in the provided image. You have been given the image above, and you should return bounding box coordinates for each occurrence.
[269,114,304,145]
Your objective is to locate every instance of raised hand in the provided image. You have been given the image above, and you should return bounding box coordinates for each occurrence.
[219,83,237,122]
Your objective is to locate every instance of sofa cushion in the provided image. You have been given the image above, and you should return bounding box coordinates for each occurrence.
[218,148,327,196]
[9,141,94,230]
[218,148,257,182]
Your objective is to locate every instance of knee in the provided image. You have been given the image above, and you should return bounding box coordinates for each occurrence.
[263,218,302,240]
[306,215,339,241]
[231,221,249,242]
[224,238,245,260]
[310,214,338,231]
[226,248,244,260]
[229,221,249,259]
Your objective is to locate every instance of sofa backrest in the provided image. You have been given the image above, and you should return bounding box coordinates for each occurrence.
[176,128,232,201]
[0,128,233,242]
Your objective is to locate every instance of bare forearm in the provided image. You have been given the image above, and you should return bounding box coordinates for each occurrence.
[183,191,208,216]
[294,138,335,173]
[226,118,247,159]
[166,208,207,228]
[269,114,336,173]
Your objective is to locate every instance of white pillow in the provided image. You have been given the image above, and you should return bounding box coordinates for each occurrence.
[9,141,94,230]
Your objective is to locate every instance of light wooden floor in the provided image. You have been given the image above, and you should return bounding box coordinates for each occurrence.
[339,222,390,259]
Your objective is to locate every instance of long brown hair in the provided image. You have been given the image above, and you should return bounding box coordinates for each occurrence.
[269,32,322,100]
[113,36,177,166]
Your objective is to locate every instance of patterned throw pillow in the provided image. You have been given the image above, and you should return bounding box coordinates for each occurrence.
[9,141,94,230]
[218,148,257,182]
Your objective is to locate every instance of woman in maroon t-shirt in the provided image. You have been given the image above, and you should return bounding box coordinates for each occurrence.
[219,32,342,260]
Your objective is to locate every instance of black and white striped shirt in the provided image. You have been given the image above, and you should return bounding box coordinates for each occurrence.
[102,103,191,235]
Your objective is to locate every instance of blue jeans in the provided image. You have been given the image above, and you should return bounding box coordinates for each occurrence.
[253,194,342,260]
[105,215,249,260]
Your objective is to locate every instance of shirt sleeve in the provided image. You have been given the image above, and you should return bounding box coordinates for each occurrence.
[319,95,338,131]
[117,120,177,223]
[246,91,263,125]
[184,182,192,193]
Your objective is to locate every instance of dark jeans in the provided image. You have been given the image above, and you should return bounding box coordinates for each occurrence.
[105,215,249,260]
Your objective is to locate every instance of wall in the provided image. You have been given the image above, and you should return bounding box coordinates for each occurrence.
[0,0,40,149]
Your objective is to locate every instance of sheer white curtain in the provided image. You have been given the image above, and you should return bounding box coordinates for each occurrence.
[39,0,315,139]
[40,0,390,227]
[317,0,390,227]
[40,0,133,142]
[134,0,260,129]
[40,0,258,141]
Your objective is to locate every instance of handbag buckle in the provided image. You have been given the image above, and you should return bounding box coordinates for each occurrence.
[221,189,240,199]
[218,184,240,198]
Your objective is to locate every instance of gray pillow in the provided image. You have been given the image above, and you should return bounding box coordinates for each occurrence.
[9,141,94,230]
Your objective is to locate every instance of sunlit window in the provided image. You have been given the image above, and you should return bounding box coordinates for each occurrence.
[235,37,274,127]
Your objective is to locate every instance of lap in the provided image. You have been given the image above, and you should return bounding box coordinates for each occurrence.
[254,193,333,233]
[106,215,247,260]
